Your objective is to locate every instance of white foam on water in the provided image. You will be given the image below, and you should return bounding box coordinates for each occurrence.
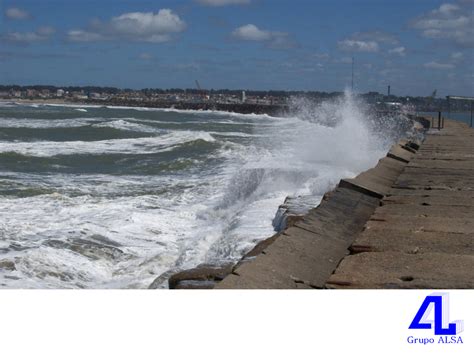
[0,117,103,128]
[11,101,279,121]
[43,103,105,109]
[0,130,216,157]
[208,131,262,138]
[0,170,232,288]
[104,104,279,120]
[92,119,164,134]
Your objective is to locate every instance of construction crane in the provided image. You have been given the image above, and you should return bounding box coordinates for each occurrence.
[195,80,202,91]
[426,89,438,112]
[194,80,209,101]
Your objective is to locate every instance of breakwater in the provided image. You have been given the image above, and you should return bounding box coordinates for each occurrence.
[161,115,432,289]
[77,99,290,116]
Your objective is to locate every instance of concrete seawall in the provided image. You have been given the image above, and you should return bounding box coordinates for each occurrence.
[161,115,446,289]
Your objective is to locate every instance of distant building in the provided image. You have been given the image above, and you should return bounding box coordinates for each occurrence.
[26,89,37,97]
[56,89,65,97]
[241,91,246,103]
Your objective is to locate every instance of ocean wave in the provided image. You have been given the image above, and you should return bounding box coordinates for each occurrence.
[209,131,261,138]
[104,105,278,119]
[43,103,105,109]
[11,101,280,120]
[0,130,216,157]
[0,117,103,129]
[92,119,164,134]
[0,116,164,132]
[0,175,225,288]
[0,101,16,107]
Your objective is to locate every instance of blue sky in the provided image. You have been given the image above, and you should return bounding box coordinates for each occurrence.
[0,0,472,96]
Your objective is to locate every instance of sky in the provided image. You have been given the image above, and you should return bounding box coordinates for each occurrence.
[0,0,473,96]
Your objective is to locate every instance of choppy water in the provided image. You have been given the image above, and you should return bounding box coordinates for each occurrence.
[0,94,415,288]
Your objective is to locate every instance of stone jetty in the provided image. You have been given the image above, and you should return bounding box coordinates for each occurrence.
[211,117,473,289]
[327,118,474,289]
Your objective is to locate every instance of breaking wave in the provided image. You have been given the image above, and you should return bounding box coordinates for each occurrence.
[0,131,216,157]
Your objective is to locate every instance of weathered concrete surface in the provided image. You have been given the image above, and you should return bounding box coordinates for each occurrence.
[387,144,416,163]
[326,252,474,289]
[339,156,408,198]
[219,227,349,289]
[328,118,474,289]
[382,190,474,207]
[351,230,473,255]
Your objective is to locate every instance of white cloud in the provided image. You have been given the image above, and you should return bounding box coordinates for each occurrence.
[338,31,400,55]
[36,26,56,36]
[67,9,186,43]
[196,0,250,5]
[351,31,399,45]
[232,24,272,41]
[338,39,379,52]
[3,32,43,43]
[336,57,353,64]
[313,52,330,60]
[434,3,460,15]
[388,46,406,56]
[67,30,105,42]
[1,26,55,43]
[109,11,186,36]
[5,7,30,20]
[231,24,296,49]
[423,61,455,70]
[139,52,153,60]
[451,51,464,61]
[410,2,474,47]
[171,62,201,71]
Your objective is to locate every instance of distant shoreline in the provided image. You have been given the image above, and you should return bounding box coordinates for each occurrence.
[2,98,472,116]
[0,98,290,117]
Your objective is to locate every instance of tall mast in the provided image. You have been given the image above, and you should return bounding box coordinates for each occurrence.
[351,57,354,91]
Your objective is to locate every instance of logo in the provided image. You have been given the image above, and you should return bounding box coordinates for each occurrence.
[407,292,464,345]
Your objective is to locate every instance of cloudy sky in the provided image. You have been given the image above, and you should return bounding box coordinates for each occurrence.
[0,0,473,96]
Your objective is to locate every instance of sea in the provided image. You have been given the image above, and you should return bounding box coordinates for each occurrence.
[420,111,473,127]
[0,93,417,288]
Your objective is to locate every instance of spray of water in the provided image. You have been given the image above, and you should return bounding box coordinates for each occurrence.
[201,90,417,265]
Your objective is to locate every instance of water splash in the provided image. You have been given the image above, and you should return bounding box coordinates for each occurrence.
[203,90,417,262]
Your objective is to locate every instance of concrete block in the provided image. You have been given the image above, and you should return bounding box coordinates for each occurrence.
[326,252,474,289]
